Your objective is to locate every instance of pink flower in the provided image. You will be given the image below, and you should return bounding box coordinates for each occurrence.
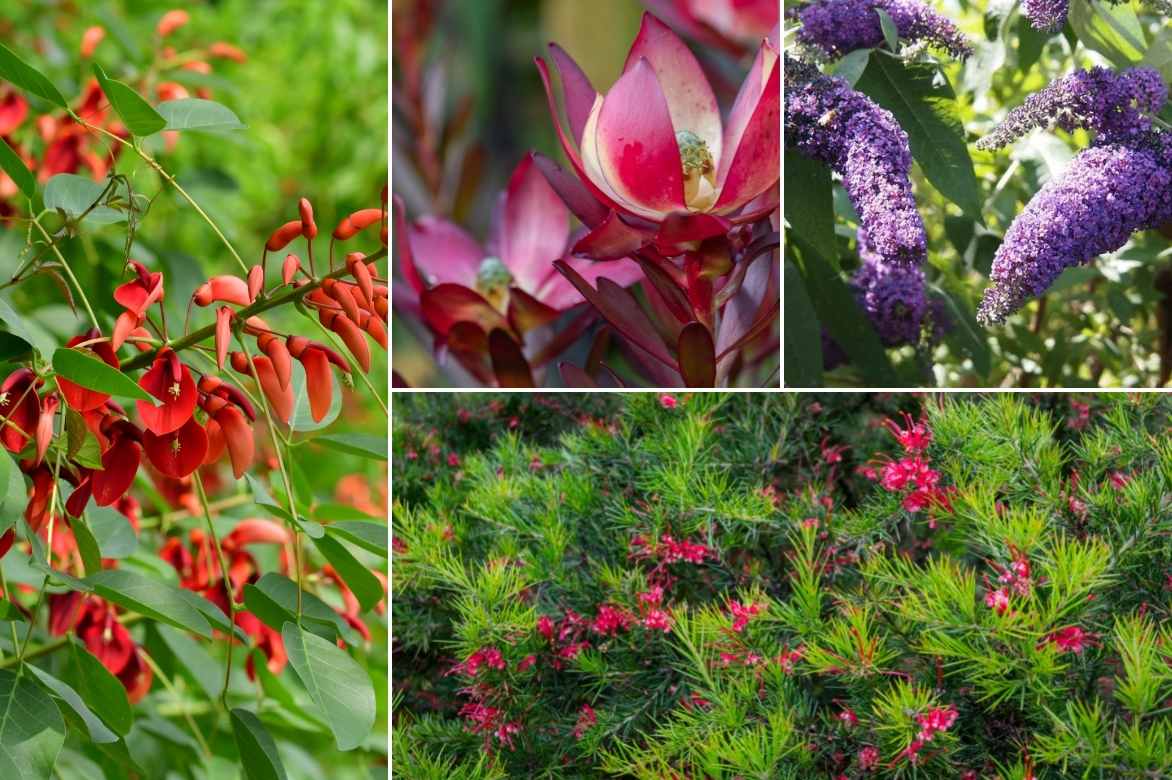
[644,0,779,52]
[572,704,597,739]
[517,654,537,672]
[535,13,778,257]
[659,393,678,409]
[728,600,761,632]
[642,609,672,632]
[838,708,858,728]
[461,646,507,676]
[776,645,803,673]
[1045,626,1092,654]
[537,615,554,641]
[447,452,460,468]
[915,705,958,742]
[592,604,634,636]
[859,745,880,770]
[885,411,932,453]
[660,534,711,564]
[638,586,665,607]
[985,588,1010,615]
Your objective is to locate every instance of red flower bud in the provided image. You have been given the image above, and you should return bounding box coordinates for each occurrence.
[156,9,189,37]
[92,438,142,507]
[332,208,382,241]
[265,220,303,252]
[35,394,59,466]
[215,306,233,370]
[257,333,292,389]
[208,42,247,63]
[345,252,375,306]
[282,254,301,285]
[298,198,317,239]
[193,275,251,307]
[212,405,253,478]
[80,26,105,59]
[247,265,264,302]
[321,310,370,372]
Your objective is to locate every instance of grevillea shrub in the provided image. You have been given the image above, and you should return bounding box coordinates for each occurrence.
[391,2,779,388]
[393,392,1172,778]
[785,0,1172,388]
[0,7,387,777]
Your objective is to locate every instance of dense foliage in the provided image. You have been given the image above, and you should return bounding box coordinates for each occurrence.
[393,392,1172,778]
[0,3,388,777]
[784,0,1172,388]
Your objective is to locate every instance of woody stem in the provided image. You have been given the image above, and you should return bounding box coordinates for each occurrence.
[121,247,385,372]
[193,473,235,711]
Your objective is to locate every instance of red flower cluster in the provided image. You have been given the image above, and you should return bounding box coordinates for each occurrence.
[868,413,952,517]
[903,704,958,764]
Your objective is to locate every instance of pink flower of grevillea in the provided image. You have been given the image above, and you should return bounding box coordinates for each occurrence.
[535,13,778,258]
[396,153,640,385]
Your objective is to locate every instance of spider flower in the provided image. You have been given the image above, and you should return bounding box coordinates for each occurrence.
[794,0,971,60]
[397,153,641,384]
[535,13,779,257]
[785,61,927,265]
[977,67,1167,151]
[977,143,1172,324]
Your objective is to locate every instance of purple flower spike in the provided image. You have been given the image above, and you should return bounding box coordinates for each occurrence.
[1021,0,1070,31]
[851,228,928,347]
[977,144,1172,324]
[977,67,1168,151]
[785,62,928,266]
[794,0,971,60]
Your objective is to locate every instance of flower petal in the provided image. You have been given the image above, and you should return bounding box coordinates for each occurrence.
[537,255,645,312]
[531,152,609,228]
[624,13,722,166]
[215,406,254,478]
[713,40,780,212]
[136,355,197,435]
[143,416,208,478]
[593,58,686,215]
[548,44,597,145]
[92,439,141,507]
[500,154,570,294]
[419,283,509,338]
[572,211,653,261]
[406,217,483,290]
[300,349,333,424]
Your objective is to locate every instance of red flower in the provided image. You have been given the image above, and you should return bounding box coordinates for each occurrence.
[112,261,164,350]
[0,368,41,452]
[59,330,121,411]
[643,0,779,52]
[142,416,209,478]
[92,421,143,507]
[285,336,348,422]
[49,595,153,703]
[136,349,196,435]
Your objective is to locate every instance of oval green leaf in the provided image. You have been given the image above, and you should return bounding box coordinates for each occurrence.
[85,569,213,638]
[310,534,383,612]
[281,623,375,752]
[52,347,152,402]
[0,140,33,199]
[93,63,166,137]
[67,640,133,736]
[0,44,67,108]
[231,709,287,780]
[157,98,245,132]
[312,433,387,461]
[325,520,387,558]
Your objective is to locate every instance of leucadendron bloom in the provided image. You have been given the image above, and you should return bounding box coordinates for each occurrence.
[642,0,779,52]
[535,13,779,258]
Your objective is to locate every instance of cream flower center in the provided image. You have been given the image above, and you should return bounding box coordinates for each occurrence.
[476,257,512,311]
[676,130,716,211]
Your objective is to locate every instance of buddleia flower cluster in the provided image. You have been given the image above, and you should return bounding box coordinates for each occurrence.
[976,67,1172,325]
[785,58,927,266]
[793,0,971,60]
[850,228,929,347]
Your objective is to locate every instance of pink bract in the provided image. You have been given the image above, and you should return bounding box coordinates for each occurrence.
[535,13,779,256]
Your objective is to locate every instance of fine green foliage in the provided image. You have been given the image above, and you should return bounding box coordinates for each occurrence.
[394,392,1172,778]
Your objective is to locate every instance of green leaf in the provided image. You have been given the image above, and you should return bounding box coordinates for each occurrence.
[0,601,24,622]
[156,625,222,701]
[1068,0,1145,67]
[92,63,166,136]
[70,513,102,577]
[0,297,53,360]
[85,569,213,638]
[242,573,358,646]
[930,282,991,379]
[311,534,383,612]
[42,174,124,225]
[26,664,117,744]
[87,506,137,559]
[783,150,837,268]
[157,98,246,132]
[0,140,33,200]
[53,347,152,402]
[855,52,982,219]
[281,623,374,751]
[0,450,16,522]
[783,261,823,387]
[174,588,239,639]
[312,433,387,461]
[231,709,287,780]
[0,668,65,778]
[0,44,67,108]
[326,520,387,558]
[875,7,900,52]
[66,640,133,736]
[245,473,323,538]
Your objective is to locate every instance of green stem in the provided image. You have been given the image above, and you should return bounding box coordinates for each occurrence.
[29,214,99,329]
[193,473,235,711]
[121,248,385,372]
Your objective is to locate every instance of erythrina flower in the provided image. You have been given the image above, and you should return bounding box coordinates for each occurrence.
[794,0,971,60]
[58,330,120,411]
[112,261,164,350]
[397,155,641,380]
[785,59,926,266]
[49,594,153,703]
[0,368,41,452]
[535,13,778,256]
[136,349,196,435]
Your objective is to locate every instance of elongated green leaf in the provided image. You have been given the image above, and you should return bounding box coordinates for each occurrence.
[0,450,16,522]
[67,640,132,736]
[157,98,245,132]
[311,534,383,612]
[245,473,323,538]
[87,506,137,559]
[281,623,374,751]
[0,140,32,199]
[42,174,125,225]
[783,261,823,387]
[0,297,53,359]
[326,520,387,558]
[242,573,358,646]
[70,514,102,576]
[783,151,836,268]
[856,52,982,218]
[1068,0,1144,67]
[93,63,166,136]
[231,709,287,780]
[26,665,117,744]
[0,669,65,778]
[0,44,66,108]
[85,569,212,638]
[156,625,221,701]
[875,7,900,51]
[53,347,152,402]
[312,433,387,461]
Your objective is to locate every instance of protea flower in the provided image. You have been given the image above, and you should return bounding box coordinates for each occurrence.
[397,153,642,385]
[534,13,778,258]
[642,0,780,52]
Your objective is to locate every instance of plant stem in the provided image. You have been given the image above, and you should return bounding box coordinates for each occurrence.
[29,214,99,329]
[139,649,213,758]
[121,247,385,372]
[193,472,235,711]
